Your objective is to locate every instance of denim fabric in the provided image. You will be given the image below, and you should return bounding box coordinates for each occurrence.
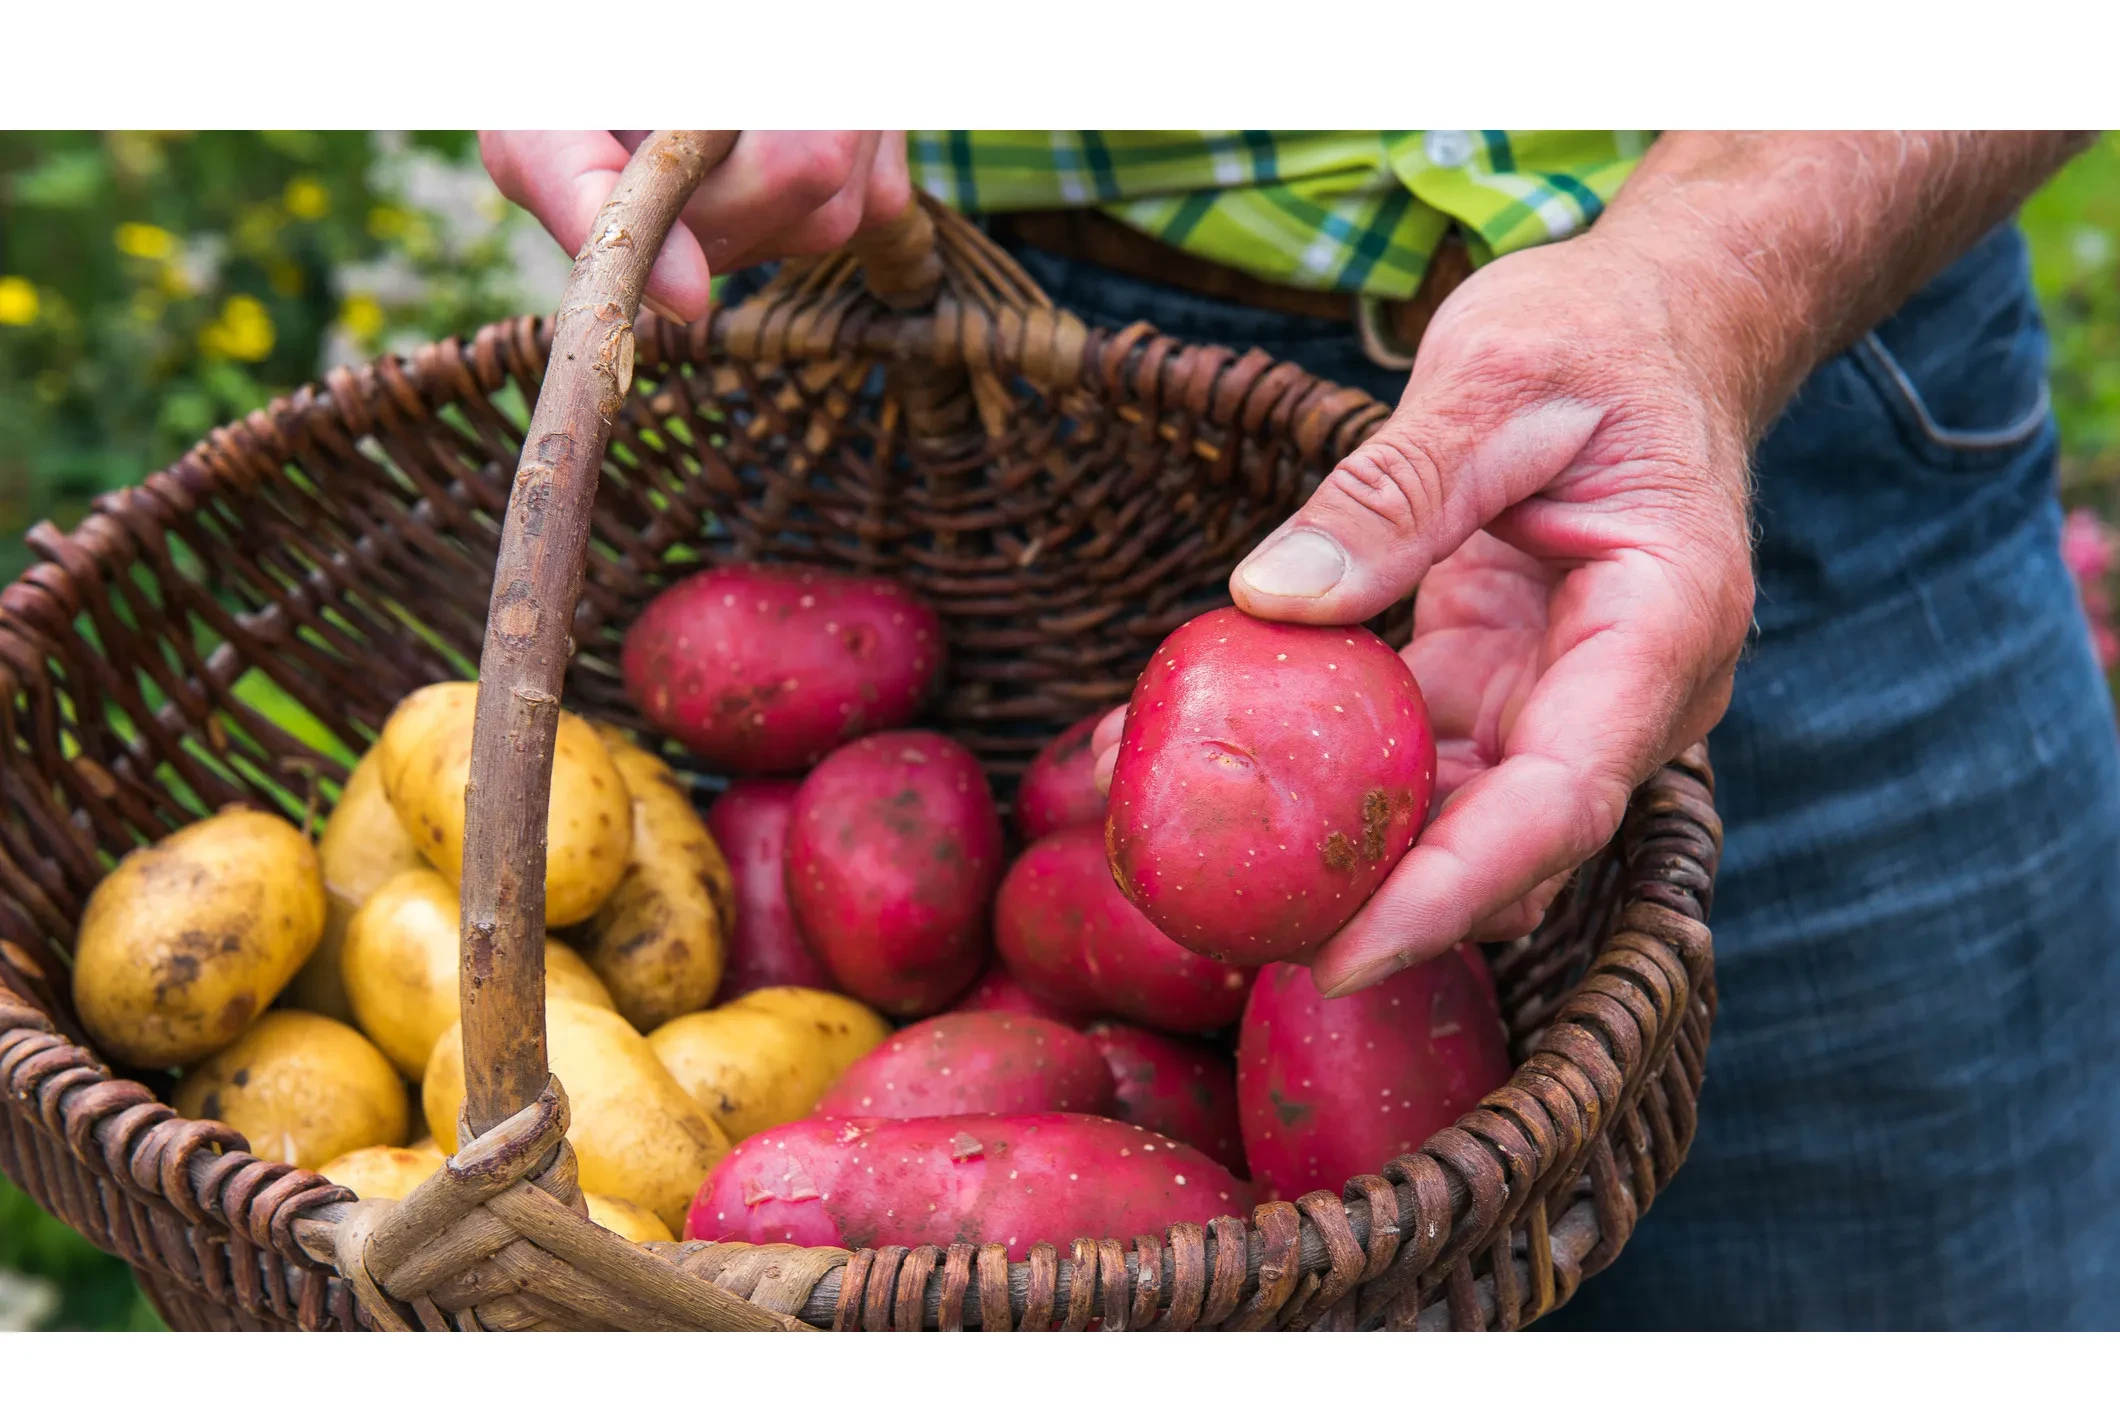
[981,225,2120,1329]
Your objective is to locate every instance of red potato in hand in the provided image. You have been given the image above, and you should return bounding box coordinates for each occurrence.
[948,961,1091,1028]
[1105,607,1436,965]
[1013,712,1108,841]
[1084,1021,1245,1177]
[1237,953,1511,1202]
[704,780,833,1003]
[997,824,1254,1032]
[813,1011,1114,1120]
[786,730,1003,1017]
[622,565,945,775]
[685,1112,1252,1260]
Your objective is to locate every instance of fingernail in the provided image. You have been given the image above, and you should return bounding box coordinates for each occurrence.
[641,294,688,325]
[1238,528,1347,599]
[1318,953,1405,1000]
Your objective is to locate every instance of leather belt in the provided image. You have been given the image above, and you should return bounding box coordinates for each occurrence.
[985,207,1473,370]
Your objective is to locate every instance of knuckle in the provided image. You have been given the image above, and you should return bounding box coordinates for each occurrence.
[789,134,861,205]
[1323,432,1446,536]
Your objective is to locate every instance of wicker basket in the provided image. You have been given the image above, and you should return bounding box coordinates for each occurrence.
[0,132,1720,1332]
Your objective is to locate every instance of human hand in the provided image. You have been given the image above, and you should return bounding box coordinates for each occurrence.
[478,130,911,323]
[1093,228,1757,997]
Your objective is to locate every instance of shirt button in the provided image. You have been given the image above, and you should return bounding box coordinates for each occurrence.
[1423,129,1477,167]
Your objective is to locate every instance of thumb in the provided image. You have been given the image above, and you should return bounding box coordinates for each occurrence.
[1230,377,1605,624]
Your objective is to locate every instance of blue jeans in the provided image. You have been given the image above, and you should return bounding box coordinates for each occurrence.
[991,227,2120,1329]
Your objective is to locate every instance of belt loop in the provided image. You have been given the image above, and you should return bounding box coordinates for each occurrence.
[1356,295,1419,372]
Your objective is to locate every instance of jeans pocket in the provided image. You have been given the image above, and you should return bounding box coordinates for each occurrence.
[1851,329,2053,470]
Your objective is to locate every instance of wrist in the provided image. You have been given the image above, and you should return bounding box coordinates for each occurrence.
[1568,210,1803,446]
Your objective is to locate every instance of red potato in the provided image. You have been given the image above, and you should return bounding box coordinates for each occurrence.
[703,780,834,1003]
[785,730,1003,1017]
[996,825,1254,1032]
[1084,1021,1245,1177]
[813,1011,1114,1120]
[622,564,945,775]
[1236,954,1512,1202]
[1105,607,1436,965]
[685,1112,1253,1260]
[1013,712,1107,841]
[948,961,1091,1028]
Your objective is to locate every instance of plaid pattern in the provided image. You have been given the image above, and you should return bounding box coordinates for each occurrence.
[911,131,1654,301]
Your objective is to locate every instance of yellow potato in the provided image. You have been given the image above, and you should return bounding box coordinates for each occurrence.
[341,867,615,1077]
[585,1193,673,1244]
[319,1144,442,1200]
[727,986,892,1075]
[285,748,424,1022]
[73,806,327,1069]
[649,998,881,1143]
[424,998,729,1232]
[569,727,733,1031]
[407,1134,445,1162]
[377,681,632,927]
[174,1011,407,1170]
[373,681,480,785]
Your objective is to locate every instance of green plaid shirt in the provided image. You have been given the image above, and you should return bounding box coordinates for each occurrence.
[911,131,1654,301]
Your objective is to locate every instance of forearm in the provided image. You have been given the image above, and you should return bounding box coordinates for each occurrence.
[1590,130,2095,438]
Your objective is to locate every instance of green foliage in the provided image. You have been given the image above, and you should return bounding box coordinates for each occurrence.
[0,131,556,587]
[2022,133,2120,502]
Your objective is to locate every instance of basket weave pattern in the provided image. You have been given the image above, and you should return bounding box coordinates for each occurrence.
[0,163,1721,1331]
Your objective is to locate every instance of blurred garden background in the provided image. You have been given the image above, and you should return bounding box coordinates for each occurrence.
[1,130,2118,1330]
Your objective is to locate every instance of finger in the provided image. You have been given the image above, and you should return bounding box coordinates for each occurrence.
[1089,704,1127,795]
[714,131,884,271]
[1090,705,1127,757]
[1310,560,1714,998]
[482,130,714,321]
[1464,870,1570,943]
[659,131,871,276]
[1229,365,1606,627]
[858,132,914,234]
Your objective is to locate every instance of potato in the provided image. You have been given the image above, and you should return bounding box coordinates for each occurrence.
[341,867,615,1077]
[704,780,834,1001]
[1013,712,1108,842]
[620,564,946,775]
[687,1114,1252,1259]
[424,998,729,1232]
[285,748,425,1023]
[319,1144,443,1200]
[174,1012,408,1170]
[585,1193,673,1244]
[813,1012,1114,1121]
[1106,607,1436,963]
[785,730,1004,1016]
[648,990,888,1143]
[996,824,1254,1033]
[73,806,327,1069]
[568,727,731,1031]
[724,985,892,1075]
[376,680,632,927]
[407,1134,445,1162]
[1236,955,1511,1202]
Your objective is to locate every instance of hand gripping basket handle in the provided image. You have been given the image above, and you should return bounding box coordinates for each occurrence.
[455,130,942,1136]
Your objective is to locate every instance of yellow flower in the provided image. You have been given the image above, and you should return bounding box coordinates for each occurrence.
[114,222,176,261]
[339,293,385,342]
[199,294,275,362]
[365,205,408,240]
[0,276,37,326]
[284,176,331,222]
